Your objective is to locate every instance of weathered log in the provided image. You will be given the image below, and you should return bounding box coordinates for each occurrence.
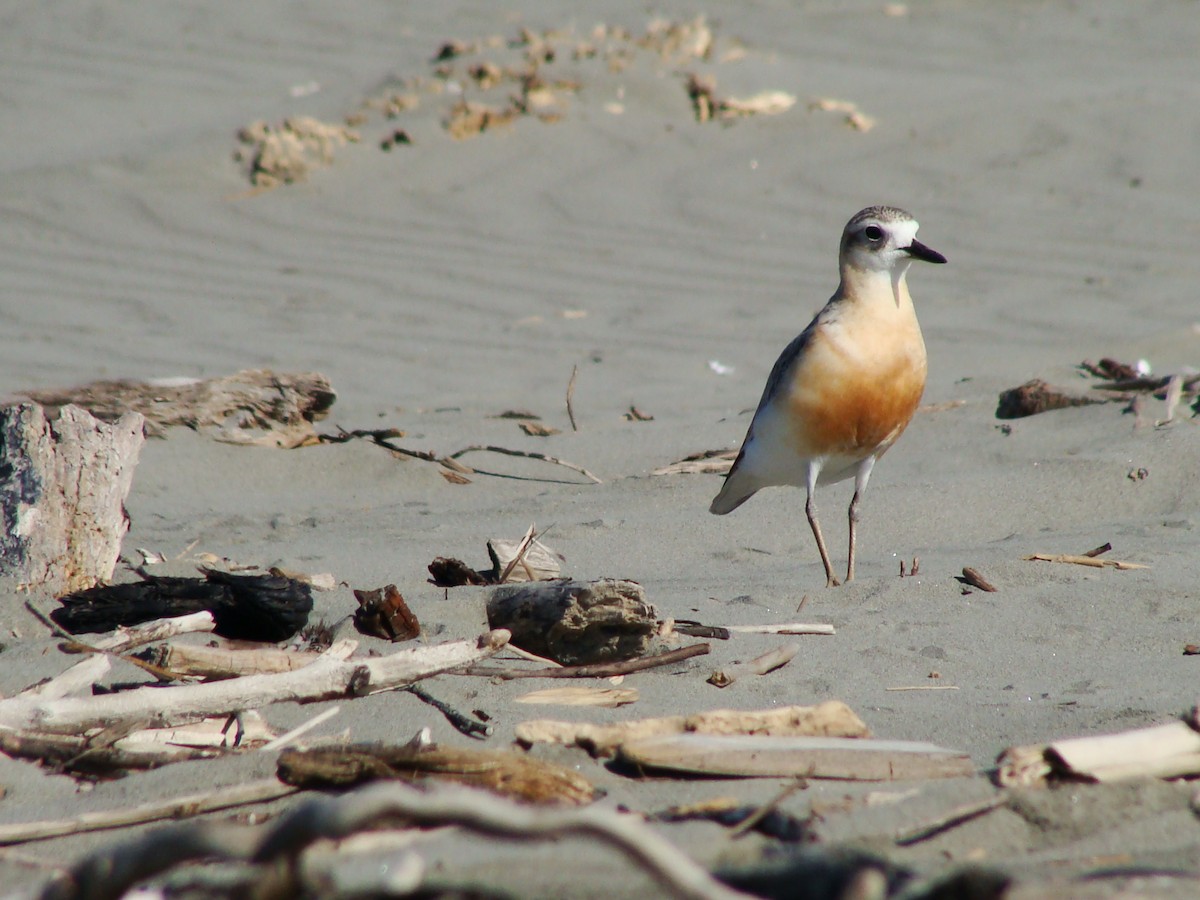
[277,743,596,806]
[19,368,335,446]
[486,578,658,665]
[618,735,975,780]
[516,700,871,758]
[0,402,144,594]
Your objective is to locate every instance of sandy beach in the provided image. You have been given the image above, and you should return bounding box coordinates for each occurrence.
[2,1,1200,896]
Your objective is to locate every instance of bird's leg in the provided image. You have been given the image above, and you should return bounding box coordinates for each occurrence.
[806,494,839,587]
[846,489,861,583]
[805,462,839,587]
[846,457,877,584]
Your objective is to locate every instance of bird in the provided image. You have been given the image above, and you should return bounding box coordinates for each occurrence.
[710,206,945,587]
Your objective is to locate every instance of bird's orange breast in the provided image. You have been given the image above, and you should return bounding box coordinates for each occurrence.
[782,322,927,459]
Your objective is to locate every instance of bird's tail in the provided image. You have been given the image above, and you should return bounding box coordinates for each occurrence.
[709,466,758,515]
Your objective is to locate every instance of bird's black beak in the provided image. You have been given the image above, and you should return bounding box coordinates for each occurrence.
[906,239,946,264]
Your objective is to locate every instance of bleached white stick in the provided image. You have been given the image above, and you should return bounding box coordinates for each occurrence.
[0,631,508,735]
[89,611,217,652]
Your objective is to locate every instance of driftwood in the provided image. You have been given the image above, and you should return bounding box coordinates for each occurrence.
[995,379,1107,419]
[653,794,811,843]
[74,611,217,653]
[707,643,800,688]
[36,782,750,900]
[53,568,314,643]
[996,720,1200,787]
[651,448,737,477]
[516,700,870,758]
[0,630,509,735]
[486,578,659,665]
[488,524,562,583]
[959,567,998,592]
[618,735,975,780]
[515,687,639,708]
[20,654,110,700]
[353,584,420,641]
[0,402,144,594]
[426,526,562,587]
[467,643,709,680]
[151,642,325,679]
[0,713,278,775]
[1024,552,1148,571]
[277,742,596,806]
[0,777,297,846]
[19,368,336,446]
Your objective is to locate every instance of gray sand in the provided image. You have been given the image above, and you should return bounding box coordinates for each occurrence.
[2,1,1199,896]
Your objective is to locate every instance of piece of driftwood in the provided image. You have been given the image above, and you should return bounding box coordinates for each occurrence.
[72,611,217,654]
[467,643,709,680]
[959,567,998,592]
[0,630,508,735]
[995,379,1108,419]
[278,742,595,806]
[720,623,836,636]
[671,621,731,639]
[1024,552,1148,570]
[996,720,1200,787]
[486,578,658,665]
[20,369,336,446]
[488,524,562,583]
[353,584,420,641]
[0,712,278,776]
[516,700,870,758]
[0,402,145,594]
[651,448,737,477]
[150,642,324,679]
[38,782,750,900]
[652,795,811,843]
[19,654,110,700]
[618,735,974,780]
[708,643,800,688]
[427,555,491,586]
[403,683,492,739]
[516,687,639,708]
[0,777,297,847]
[53,568,314,642]
[425,528,562,587]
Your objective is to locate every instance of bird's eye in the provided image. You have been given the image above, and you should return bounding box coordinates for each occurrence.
[864,225,884,242]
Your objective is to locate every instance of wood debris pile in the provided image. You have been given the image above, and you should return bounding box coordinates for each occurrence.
[997,356,1200,423]
[232,16,867,188]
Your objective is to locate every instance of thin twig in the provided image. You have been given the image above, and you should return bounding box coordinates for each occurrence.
[404,684,492,739]
[463,643,710,680]
[1024,553,1148,570]
[729,776,809,839]
[567,364,579,432]
[894,793,1008,846]
[1083,542,1113,558]
[498,524,538,585]
[502,645,563,667]
[260,706,342,752]
[449,445,602,484]
[885,685,960,692]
